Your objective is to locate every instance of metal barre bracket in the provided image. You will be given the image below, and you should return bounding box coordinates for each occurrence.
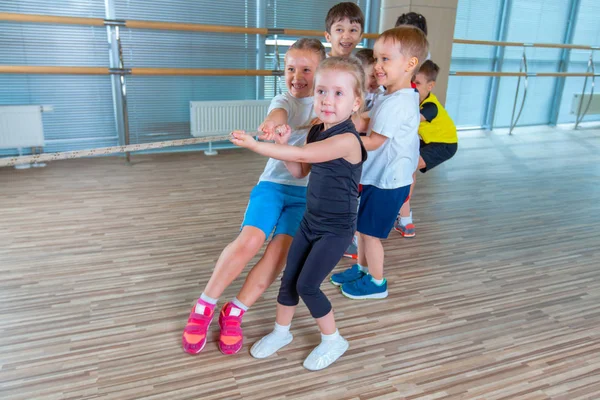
[267,28,285,35]
[104,19,127,27]
[109,68,132,75]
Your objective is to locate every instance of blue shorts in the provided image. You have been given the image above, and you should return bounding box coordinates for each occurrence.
[357,184,411,239]
[241,181,307,238]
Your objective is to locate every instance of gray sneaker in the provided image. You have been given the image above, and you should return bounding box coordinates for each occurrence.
[343,242,358,259]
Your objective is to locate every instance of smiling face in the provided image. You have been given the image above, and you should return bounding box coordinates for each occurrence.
[325,18,363,57]
[373,37,416,94]
[314,69,361,129]
[284,48,321,98]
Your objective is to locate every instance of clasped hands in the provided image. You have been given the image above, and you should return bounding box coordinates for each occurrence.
[229,120,292,149]
[230,117,323,149]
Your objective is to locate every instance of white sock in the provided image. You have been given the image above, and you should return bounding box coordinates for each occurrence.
[196,293,218,314]
[199,292,217,305]
[371,276,385,286]
[321,329,341,341]
[356,263,368,273]
[400,210,413,226]
[232,297,249,312]
[274,322,291,335]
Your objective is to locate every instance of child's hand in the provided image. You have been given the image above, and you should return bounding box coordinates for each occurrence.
[258,119,279,141]
[258,119,277,137]
[273,124,292,145]
[258,123,291,144]
[258,131,274,141]
[352,112,370,133]
[230,130,257,149]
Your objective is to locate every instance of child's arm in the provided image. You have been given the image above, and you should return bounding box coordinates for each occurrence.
[361,97,419,150]
[284,156,312,178]
[230,130,357,165]
[258,108,288,138]
[270,125,312,178]
[361,131,387,151]
[258,106,311,177]
[420,103,438,123]
[286,160,312,178]
[352,112,370,133]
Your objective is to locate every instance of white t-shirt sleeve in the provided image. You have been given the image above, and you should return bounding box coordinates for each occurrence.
[267,94,292,115]
[370,99,400,139]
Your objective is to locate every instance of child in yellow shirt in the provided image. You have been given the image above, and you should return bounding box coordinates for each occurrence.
[395,60,458,237]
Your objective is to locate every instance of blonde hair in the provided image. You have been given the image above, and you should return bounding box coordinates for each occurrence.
[377,25,429,70]
[316,56,366,112]
[287,38,327,62]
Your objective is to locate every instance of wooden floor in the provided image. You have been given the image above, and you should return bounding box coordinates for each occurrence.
[1,125,600,400]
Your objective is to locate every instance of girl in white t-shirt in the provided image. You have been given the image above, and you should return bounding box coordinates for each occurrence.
[182,39,325,356]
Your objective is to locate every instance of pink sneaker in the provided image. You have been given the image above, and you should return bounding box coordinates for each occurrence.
[218,302,245,355]
[182,299,215,355]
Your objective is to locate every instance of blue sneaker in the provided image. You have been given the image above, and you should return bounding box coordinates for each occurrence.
[330,264,366,287]
[341,275,388,299]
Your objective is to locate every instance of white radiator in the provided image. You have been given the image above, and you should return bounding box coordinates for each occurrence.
[0,105,45,149]
[190,100,271,138]
[571,93,600,115]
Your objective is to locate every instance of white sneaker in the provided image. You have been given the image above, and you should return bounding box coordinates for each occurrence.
[302,336,349,371]
[250,331,293,359]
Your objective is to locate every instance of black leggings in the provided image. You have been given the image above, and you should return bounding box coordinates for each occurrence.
[277,223,353,319]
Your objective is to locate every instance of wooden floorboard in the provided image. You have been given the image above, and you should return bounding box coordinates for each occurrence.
[1,125,599,400]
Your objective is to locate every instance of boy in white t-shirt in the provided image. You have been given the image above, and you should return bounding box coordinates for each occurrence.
[324,2,364,58]
[330,26,429,299]
[342,47,382,259]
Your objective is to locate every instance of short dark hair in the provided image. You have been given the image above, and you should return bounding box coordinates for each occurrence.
[395,12,428,36]
[418,60,439,82]
[354,48,374,66]
[288,38,327,62]
[326,2,365,34]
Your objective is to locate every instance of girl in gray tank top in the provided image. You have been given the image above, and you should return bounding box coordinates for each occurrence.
[231,56,367,371]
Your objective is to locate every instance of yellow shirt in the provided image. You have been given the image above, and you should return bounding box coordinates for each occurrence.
[419,93,457,144]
